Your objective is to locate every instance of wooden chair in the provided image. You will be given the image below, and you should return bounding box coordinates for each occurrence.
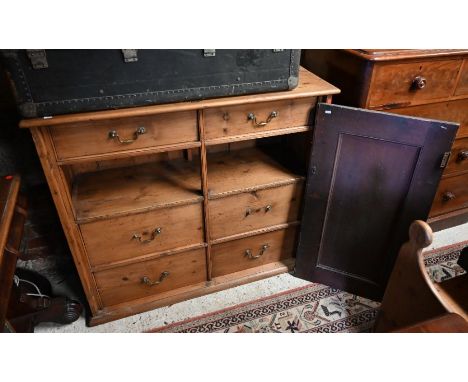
[375,220,468,332]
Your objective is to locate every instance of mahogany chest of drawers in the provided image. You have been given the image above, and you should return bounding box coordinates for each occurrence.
[302,49,468,230]
[20,68,339,325]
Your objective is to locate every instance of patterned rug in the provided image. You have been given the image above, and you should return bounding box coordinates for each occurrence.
[151,241,467,333]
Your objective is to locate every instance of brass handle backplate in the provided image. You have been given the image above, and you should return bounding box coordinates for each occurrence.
[132,227,162,243]
[247,111,278,127]
[457,150,468,162]
[245,205,273,217]
[109,126,146,144]
[141,271,170,286]
[412,76,427,90]
[245,244,269,259]
[442,192,456,202]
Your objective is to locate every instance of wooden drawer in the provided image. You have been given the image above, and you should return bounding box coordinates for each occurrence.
[95,247,206,307]
[430,173,468,217]
[50,110,198,160]
[211,227,297,278]
[204,98,315,141]
[81,203,204,267]
[455,60,468,96]
[388,98,468,138]
[209,182,303,239]
[444,137,468,176]
[368,59,462,108]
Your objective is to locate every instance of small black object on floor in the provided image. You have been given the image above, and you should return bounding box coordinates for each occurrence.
[6,268,83,333]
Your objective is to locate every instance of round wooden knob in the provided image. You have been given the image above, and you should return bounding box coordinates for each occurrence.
[442,191,456,202]
[408,220,433,249]
[457,150,468,162]
[412,76,427,89]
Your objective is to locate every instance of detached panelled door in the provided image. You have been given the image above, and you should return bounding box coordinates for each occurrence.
[295,104,458,301]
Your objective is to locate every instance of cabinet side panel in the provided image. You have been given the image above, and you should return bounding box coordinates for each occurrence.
[29,127,102,313]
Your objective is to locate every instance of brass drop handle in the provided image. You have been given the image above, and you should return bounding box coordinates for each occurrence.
[141,271,170,286]
[132,227,162,243]
[457,150,468,162]
[442,192,456,202]
[245,244,269,259]
[109,126,146,144]
[247,111,278,127]
[412,76,427,90]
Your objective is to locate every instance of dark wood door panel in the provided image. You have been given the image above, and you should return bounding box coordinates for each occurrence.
[318,133,421,285]
[295,103,459,300]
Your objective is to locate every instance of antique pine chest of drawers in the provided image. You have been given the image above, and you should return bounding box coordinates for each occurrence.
[20,68,339,325]
[302,49,468,230]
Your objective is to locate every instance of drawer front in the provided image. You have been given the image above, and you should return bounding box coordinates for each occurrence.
[204,98,315,141]
[455,59,468,96]
[211,227,297,278]
[388,99,468,138]
[81,203,204,267]
[444,137,468,176]
[95,248,206,307]
[429,174,468,217]
[51,110,198,160]
[209,182,304,239]
[368,59,462,108]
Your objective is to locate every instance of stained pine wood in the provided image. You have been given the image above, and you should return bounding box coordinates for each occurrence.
[204,126,311,146]
[73,159,202,222]
[211,221,300,245]
[430,174,468,217]
[22,68,339,325]
[211,227,297,278]
[207,147,304,198]
[95,247,206,307]
[209,182,303,239]
[368,60,462,108]
[80,203,204,267]
[50,111,198,161]
[57,142,201,166]
[68,151,184,176]
[89,259,294,326]
[204,98,315,141]
[30,127,103,313]
[20,68,340,129]
[197,110,213,281]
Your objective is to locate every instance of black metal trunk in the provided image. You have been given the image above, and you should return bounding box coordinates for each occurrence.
[0,49,301,118]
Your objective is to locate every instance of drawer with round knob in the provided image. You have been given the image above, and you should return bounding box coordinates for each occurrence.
[50,110,198,162]
[211,227,297,278]
[94,247,206,307]
[80,203,204,268]
[387,98,468,138]
[368,59,463,108]
[429,173,468,217]
[203,98,315,142]
[444,137,468,176]
[208,182,304,240]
